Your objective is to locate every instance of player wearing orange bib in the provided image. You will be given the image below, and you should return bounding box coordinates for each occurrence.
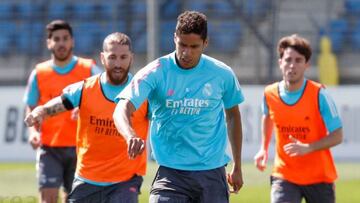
[25,32,149,202]
[23,20,99,203]
[74,75,148,184]
[254,34,343,203]
[35,58,93,146]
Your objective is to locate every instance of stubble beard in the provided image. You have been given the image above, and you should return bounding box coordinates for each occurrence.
[53,47,73,62]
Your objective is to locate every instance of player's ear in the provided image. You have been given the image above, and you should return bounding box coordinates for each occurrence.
[203,37,208,49]
[70,36,75,49]
[278,57,282,67]
[100,52,105,66]
[46,38,51,50]
[129,52,134,67]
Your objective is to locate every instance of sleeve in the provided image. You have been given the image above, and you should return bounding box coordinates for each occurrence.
[115,61,160,109]
[61,81,84,109]
[319,88,342,133]
[222,69,245,109]
[90,64,103,75]
[23,69,39,107]
[262,95,269,115]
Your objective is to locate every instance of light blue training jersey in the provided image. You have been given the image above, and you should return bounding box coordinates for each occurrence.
[117,52,245,171]
[262,78,342,133]
[23,56,102,107]
[62,72,133,186]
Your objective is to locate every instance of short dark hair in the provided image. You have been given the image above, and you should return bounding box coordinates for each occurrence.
[46,20,73,39]
[175,10,207,41]
[103,32,132,52]
[278,34,312,62]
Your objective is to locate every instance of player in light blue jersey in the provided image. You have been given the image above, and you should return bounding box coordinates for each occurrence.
[113,11,244,203]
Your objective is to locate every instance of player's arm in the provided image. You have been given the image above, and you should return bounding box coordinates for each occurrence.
[305,128,342,151]
[284,88,343,156]
[23,70,42,149]
[113,62,158,159]
[254,115,273,170]
[113,99,145,159]
[254,96,274,171]
[225,105,243,193]
[284,128,343,157]
[261,114,274,152]
[25,105,42,149]
[24,96,67,129]
[113,64,157,159]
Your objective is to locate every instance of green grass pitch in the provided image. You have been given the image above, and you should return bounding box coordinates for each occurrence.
[0,162,359,203]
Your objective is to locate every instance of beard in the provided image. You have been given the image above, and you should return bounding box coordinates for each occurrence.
[52,47,73,62]
[107,65,130,85]
[108,71,128,85]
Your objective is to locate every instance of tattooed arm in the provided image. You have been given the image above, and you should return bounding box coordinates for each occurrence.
[24,96,67,131]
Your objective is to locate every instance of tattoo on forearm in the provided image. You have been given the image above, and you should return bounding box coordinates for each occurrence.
[45,103,65,116]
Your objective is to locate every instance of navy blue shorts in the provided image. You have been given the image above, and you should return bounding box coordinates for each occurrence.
[68,175,143,203]
[271,176,335,203]
[149,165,229,203]
[37,145,76,193]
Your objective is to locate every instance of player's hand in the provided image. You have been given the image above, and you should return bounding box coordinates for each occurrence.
[71,108,79,120]
[127,136,145,159]
[283,135,311,157]
[24,106,45,131]
[254,149,268,171]
[227,168,243,194]
[28,132,41,150]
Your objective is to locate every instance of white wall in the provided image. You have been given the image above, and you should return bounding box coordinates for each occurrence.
[0,86,359,162]
[0,87,35,161]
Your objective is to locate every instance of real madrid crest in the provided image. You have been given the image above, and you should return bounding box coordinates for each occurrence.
[202,83,212,96]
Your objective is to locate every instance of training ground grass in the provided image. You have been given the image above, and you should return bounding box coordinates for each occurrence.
[0,162,359,203]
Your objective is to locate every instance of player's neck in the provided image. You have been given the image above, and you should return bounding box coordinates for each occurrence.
[52,55,73,67]
[284,79,304,92]
[105,73,128,86]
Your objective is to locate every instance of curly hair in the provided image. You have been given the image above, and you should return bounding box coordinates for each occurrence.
[176,10,207,41]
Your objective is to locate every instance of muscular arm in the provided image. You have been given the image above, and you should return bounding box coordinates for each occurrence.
[113,99,145,159]
[24,96,67,128]
[25,106,37,132]
[43,96,67,116]
[254,114,274,171]
[225,105,244,193]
